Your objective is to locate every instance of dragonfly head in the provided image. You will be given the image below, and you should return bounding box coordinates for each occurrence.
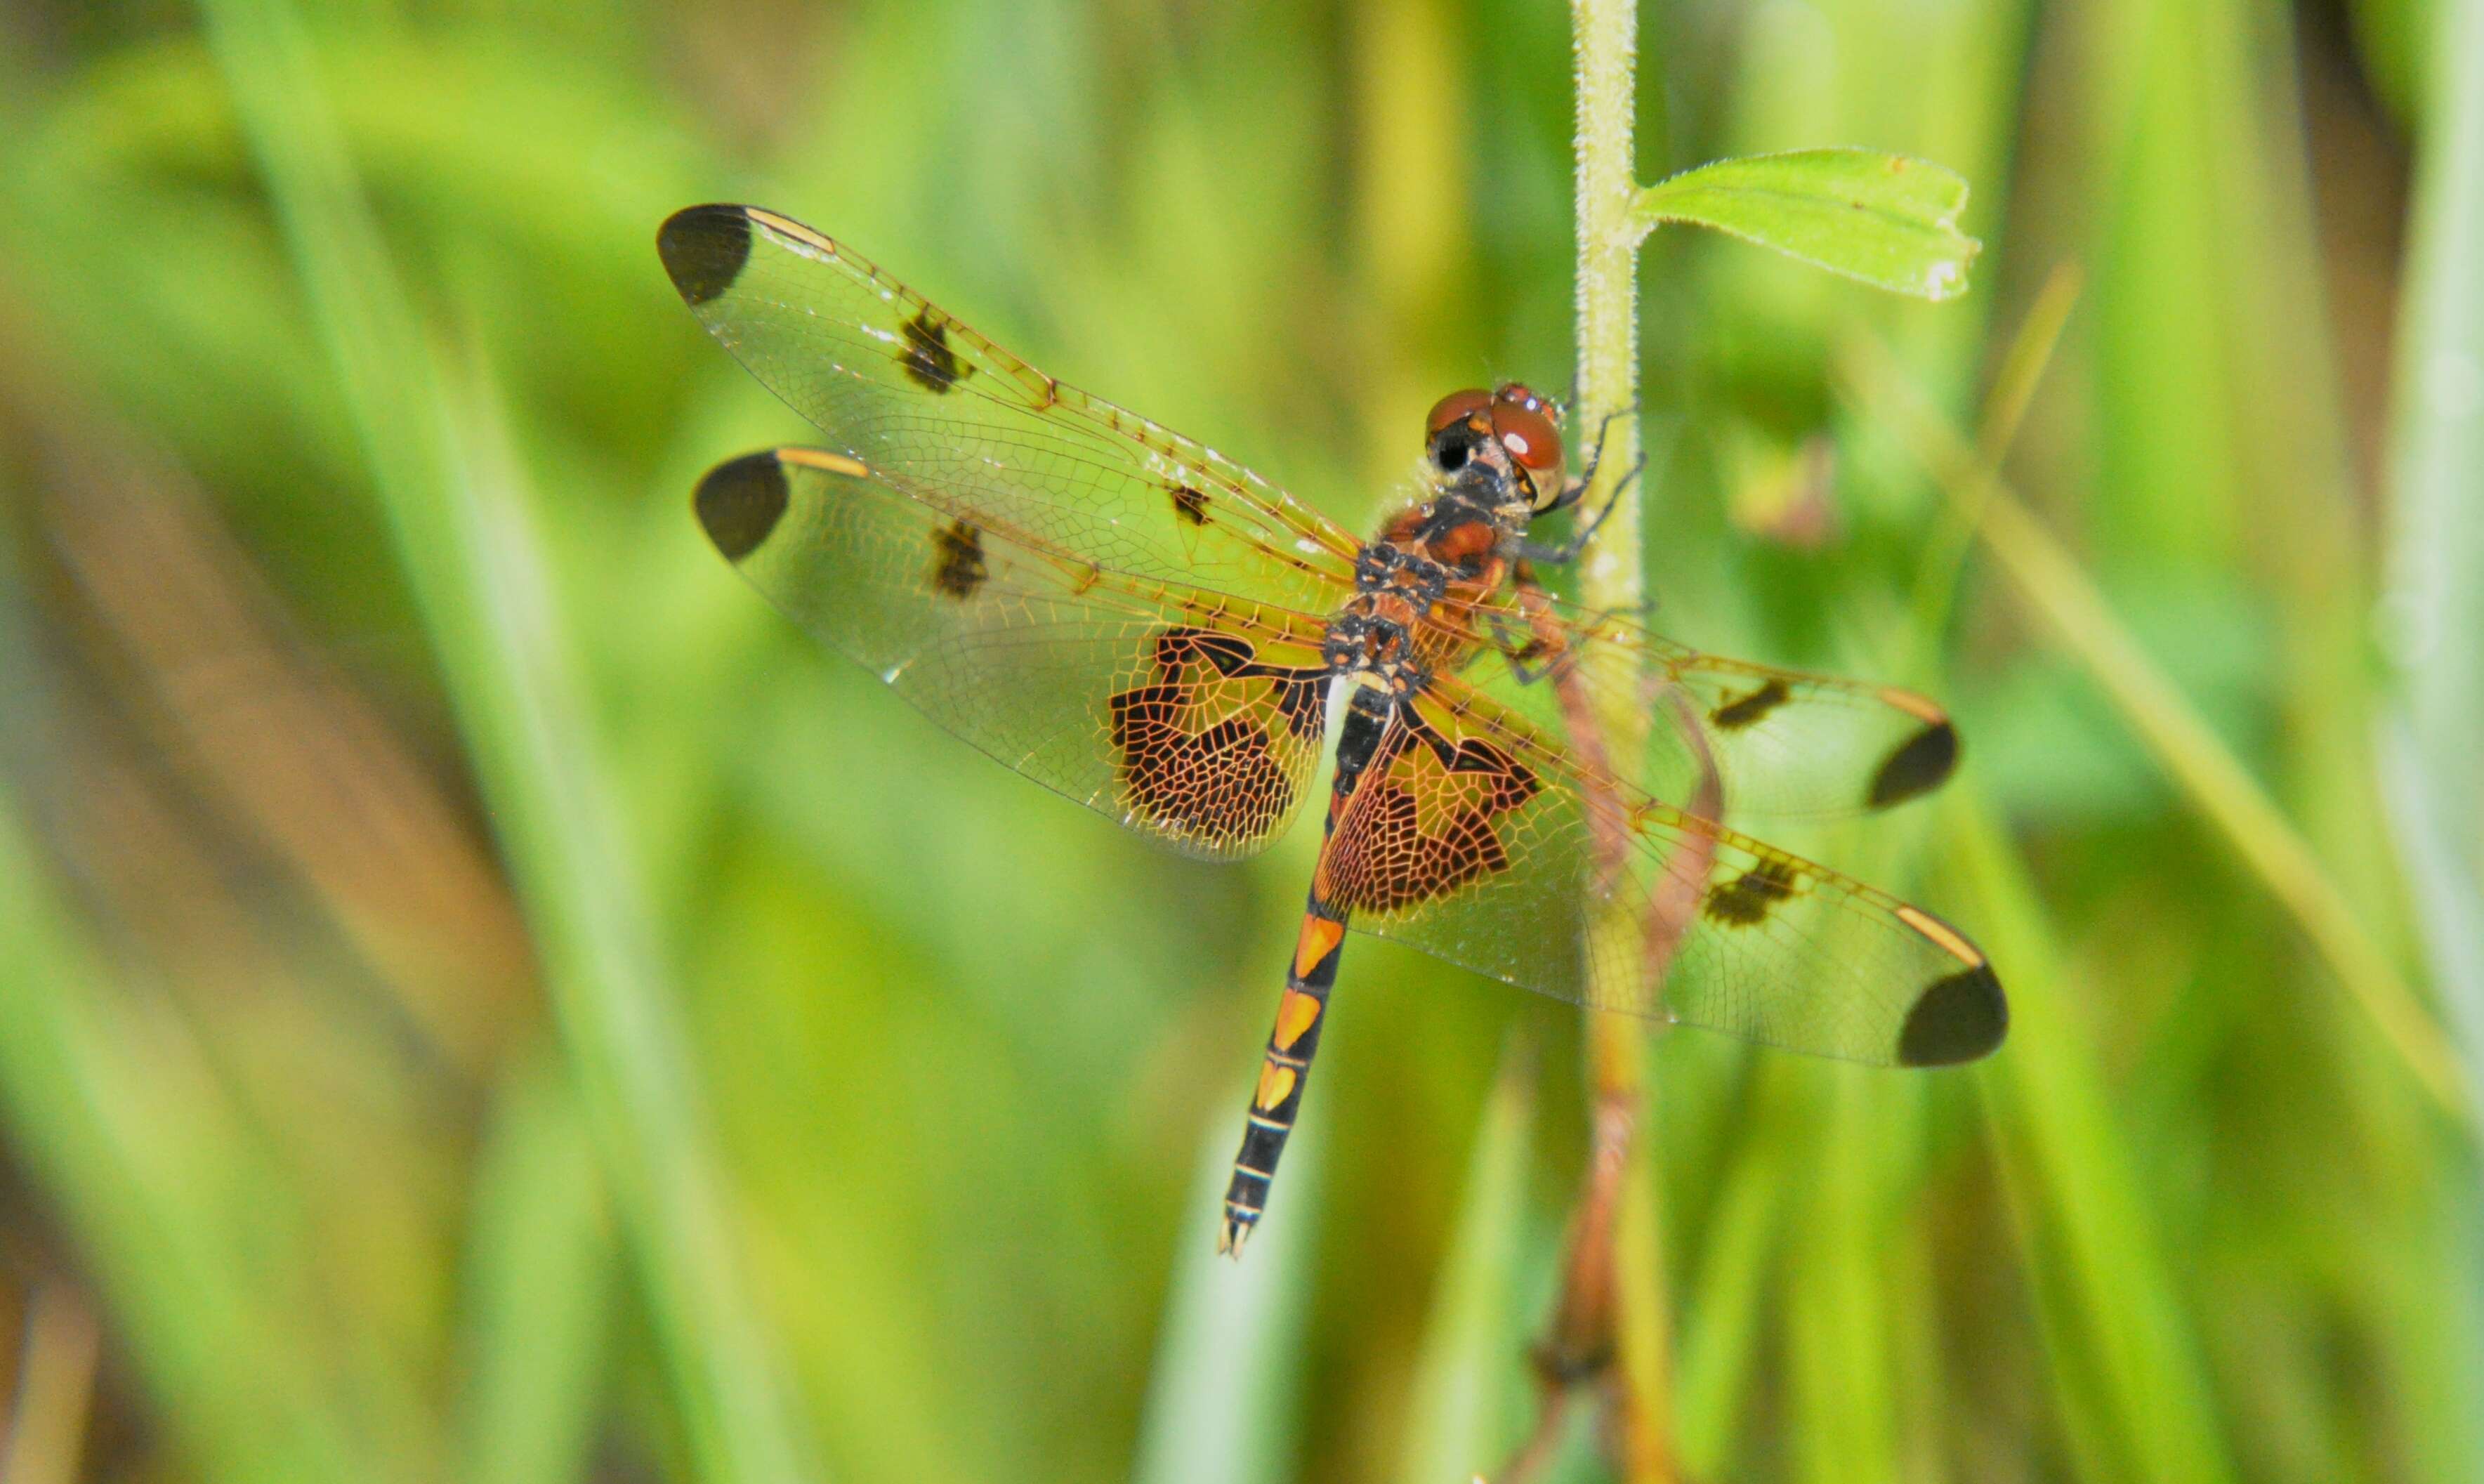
[1423,383,1566,514]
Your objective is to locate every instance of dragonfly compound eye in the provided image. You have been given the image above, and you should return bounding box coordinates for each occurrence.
[1488,392,1564,478]
[1424,388,1495,438]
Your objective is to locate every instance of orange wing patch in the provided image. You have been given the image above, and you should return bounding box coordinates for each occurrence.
[1322,713,1543,914]
[1109,626,1327,854]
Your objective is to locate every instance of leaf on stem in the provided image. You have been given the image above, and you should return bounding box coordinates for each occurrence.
[1636,148,1980,301]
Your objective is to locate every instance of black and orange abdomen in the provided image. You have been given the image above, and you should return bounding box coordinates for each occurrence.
[1217,909,1346,1254]
[1216,690,1392,1256]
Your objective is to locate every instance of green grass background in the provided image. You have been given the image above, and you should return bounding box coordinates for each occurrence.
[0,1,2478,1481]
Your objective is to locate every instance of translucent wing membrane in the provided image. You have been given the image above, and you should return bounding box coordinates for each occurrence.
[1322,674,2004,1066]
[1431,590,1960,822]
[699,449,1332,860]
[659,204,1366,619]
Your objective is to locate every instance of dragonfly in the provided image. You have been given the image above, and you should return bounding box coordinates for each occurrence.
[657,204,2006,1256]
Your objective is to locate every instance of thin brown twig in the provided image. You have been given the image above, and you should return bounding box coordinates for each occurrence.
[1492,1380,1577,1484]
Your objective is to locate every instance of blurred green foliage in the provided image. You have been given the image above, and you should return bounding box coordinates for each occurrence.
[0,1,2476,1483]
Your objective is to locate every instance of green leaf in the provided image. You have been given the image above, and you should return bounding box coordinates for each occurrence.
[1636,148,1981,300]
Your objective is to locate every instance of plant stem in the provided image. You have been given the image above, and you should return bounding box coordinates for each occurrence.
[1570,1,1673,1478]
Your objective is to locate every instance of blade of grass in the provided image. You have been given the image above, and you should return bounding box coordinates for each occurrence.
[192,3,815,1478]
[1129,1082,1322,1484]
[2379,0,2484,1110]
[1787,1070,1901,1484]
[1401,1041,1537,1484]
[1844,336,2466,1124]
[1905,260,2084,661]
[456,1055,615,1484]
[1954,788,2240,1484]
[2378,0,2484,1466]
[1670,1072,1794,1479]
[1636,149,1982,301]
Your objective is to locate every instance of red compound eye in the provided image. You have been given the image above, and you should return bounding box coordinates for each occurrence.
[1425,388,1494,436]
[1490,394,1564,474]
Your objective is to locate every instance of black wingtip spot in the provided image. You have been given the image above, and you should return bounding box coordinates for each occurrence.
[694,452,789,562]
[658,205,753,306]
[1869,720,1959,808]
[1897,964,2007,1066]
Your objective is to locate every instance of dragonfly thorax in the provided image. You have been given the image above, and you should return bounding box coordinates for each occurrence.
[1324,540,1454,690]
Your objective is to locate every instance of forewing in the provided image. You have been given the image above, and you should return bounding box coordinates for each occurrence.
[659,204,1365,618]
[1431,590,1959,822]
[701,448,1332,860]
[1320,680,2004,1066]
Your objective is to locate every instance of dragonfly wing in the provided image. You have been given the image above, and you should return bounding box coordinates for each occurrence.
[659,204,1365,619]
[1434,591,1960,822]
[702,447,1333,860]
[1320,678,2004,1065]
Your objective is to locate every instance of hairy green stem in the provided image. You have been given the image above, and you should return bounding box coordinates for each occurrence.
[1570,1,1671,1478]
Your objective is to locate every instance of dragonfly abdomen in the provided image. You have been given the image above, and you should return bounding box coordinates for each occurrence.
[1216,692,1392,1256]
[1218,904,1345,1256]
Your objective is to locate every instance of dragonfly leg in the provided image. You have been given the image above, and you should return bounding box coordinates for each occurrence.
[1521,412,1644,565]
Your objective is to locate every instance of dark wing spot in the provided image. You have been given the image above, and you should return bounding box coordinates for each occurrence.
[1709,678,1790,730]
[1171,484,1210,525]
[1157,627,1255,676]
[930,520,987,598]
[1897,963,2007,1065]
[657,205,753,307]
[901,310,968,393]
[1868,720,1959,808]
[1152,626,1327,740]
[1444,739,1535,794]
[693,452,789,562]
[1273,672,1325,739]
[1702,858,1801,926]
